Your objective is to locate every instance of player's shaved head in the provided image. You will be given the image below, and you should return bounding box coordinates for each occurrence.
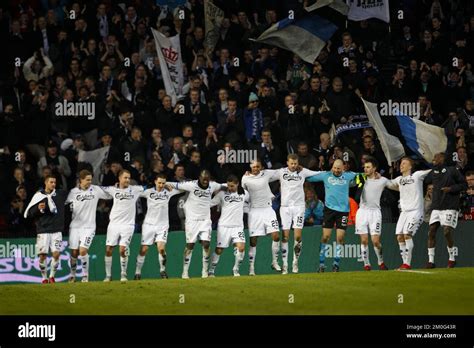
[332,159,344,176]
[250,159,263,175]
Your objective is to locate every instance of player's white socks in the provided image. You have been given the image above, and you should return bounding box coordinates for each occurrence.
[105,256,112,278]
[447,246,456,261]
[158,253,166,272]
[234,249,244,271]
[202,247,211,274]
[428,247,435,263]
[182,249,193,275]
[361,244,370,266]
[70,257,77,277]
[249,246,256,268]
[281,241,289,267]
[135,255,145,275]
[293,240,302,263]
[79,254,89,277]
[271,241,280,264]
[120,256,128,276]
[398,242,407,264]
[405,239,414,266]
[39,259,47,280]
[209,253,220,274]
[49,258,59,278]
[374,246,384,265]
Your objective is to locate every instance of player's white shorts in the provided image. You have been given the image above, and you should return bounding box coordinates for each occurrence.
[280,205,305,230]
[248,207,279,237]
[69,228,95,250]
[429,209,459,228]
[106,224,134,247]
[185,219,212,243]
[355,208,382,236]
[217,226,246,248]
[141,223,169,245]
[395,210,423,235]
[36,232,62,254]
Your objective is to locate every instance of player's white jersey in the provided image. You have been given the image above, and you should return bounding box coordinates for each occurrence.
[359,177,392,210]
[102,185,144,225]
[211,190,249,228]
[140,187,181,225]
[66,185,109,229]
[391,170,431,212]
[241,170,279,208]
[275,167,320,207]
[170,181,223,220]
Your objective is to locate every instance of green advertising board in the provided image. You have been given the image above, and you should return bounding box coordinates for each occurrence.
[1,222,473,283]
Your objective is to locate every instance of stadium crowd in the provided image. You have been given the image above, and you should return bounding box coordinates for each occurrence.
[0,0,474,237]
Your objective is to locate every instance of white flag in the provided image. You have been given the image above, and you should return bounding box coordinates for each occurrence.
[151,28,184,106]
[78,146,109,184]
[204,0,224,52]
[362,98,405,164]
[347,0,390,23]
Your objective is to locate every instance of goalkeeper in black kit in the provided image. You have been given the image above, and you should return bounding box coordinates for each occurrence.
[425,153,467,268]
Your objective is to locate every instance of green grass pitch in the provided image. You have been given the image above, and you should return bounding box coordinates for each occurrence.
[1,268,473,315]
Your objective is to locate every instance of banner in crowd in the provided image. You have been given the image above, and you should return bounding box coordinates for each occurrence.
[151,28,184,106]
[204,0,224,52]
[335,121,371,136]
[396,115,447,163]
[347,0,390,23]
[254,0,348,64]
[362,98,405,164]
[78,146,109,184]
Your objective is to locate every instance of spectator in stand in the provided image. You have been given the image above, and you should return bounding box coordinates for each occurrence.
[461,171,474,220]
[37,141,71,189]
[304,186,324,226]
[297,142,318,170]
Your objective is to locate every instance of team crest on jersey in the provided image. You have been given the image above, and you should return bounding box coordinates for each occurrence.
[224,194,243,203]
[283,173,302,181]
[115,192,134,200]
[400,177,415,185]
[75,193,95,201]
[193,189,211,198]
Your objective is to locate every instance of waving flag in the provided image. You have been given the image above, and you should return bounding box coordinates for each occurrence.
[396,115,447,163]
[151,28,184,106]
[253,0,348,64]
[361,98,405,164]
[347,0,390,23]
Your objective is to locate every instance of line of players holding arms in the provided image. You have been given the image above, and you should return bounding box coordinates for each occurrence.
[23,152,466,283]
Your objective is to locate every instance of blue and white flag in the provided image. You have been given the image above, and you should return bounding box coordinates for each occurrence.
[362,98,405,164]
[396,115,447,163]
[254,0,348,64]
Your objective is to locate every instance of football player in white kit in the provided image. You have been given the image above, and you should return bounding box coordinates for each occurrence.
[66,170,109,282]
[168,170,225,279]
[102,170,144,282]
[389,157,431,270]
[133,173,181,280]
[241,159,280,276]
[208,175,249,277]
[271,154,320,274]
[355,158,396,271]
